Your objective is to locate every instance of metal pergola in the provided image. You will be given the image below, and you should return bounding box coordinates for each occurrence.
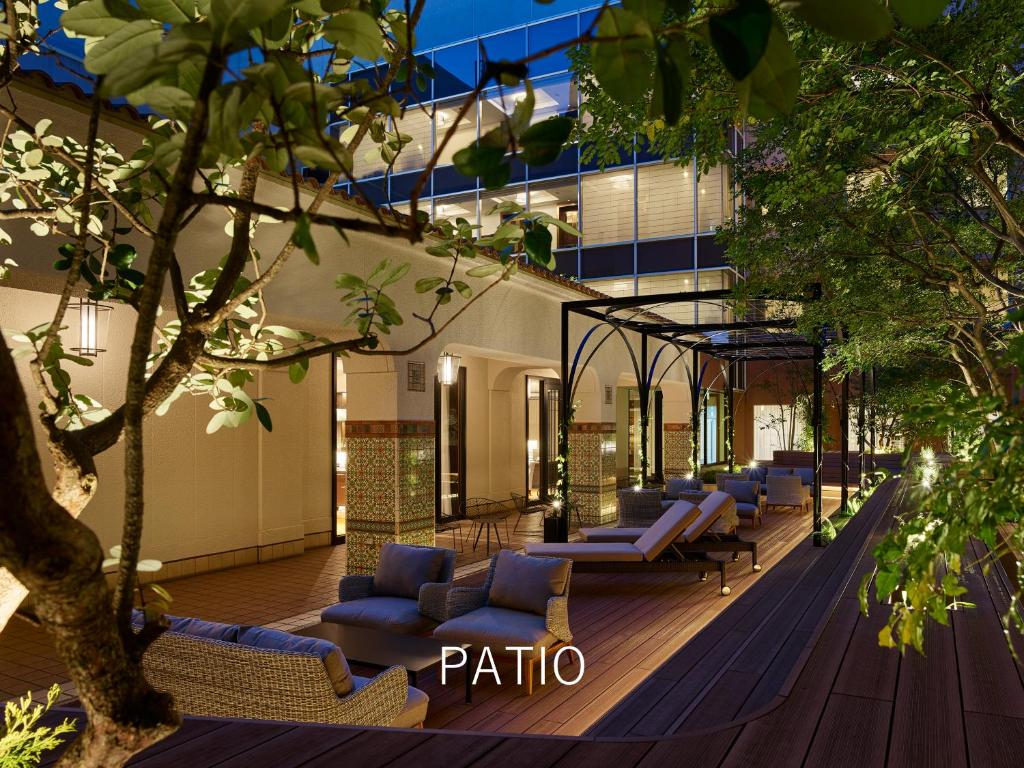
[556,286,862,547]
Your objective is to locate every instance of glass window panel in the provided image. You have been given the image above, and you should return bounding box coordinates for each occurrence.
[350,127,388,179]
[434,42,478,99]
[529,178,578,249]
[480,85,525,138]
[636,273,698,325]
[391,107,433,174]
[435,98,477,167]
[480,185,526,235]
[580,171,634,245]
[697,164,730,232]
[580,276,635,298]
[391,199,430,222]
[531,76,578,122]
[433,192,478,225]
[637,163,695,239]
[528,16,576,77]
[479,28,526,70]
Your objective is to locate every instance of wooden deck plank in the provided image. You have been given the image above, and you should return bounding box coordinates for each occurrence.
[634,726,741,768]
[130,720,291,766]
[962,711,1024,768]
[465,733,576,768]
[886,622,967,768]
[553,739,655,767]
[830,598,900,703]
[298,728,433,768]
[803,693,891,768]
[213,724,364,767]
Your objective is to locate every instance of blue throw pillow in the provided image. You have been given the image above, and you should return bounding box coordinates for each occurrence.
[724,480,759,505]
[768,467,792,477]
[742,466,767,485]
[666,476,703,497]
[793,467,815,486]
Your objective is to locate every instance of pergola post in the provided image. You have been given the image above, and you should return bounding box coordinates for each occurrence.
[639,331,649,484]
[868,365,877,480]
[690,347,700,474]
[858,369,867,492]
[812,329,824,546]
[840,371,850,516]
[556,302,570,543]
[726,360,735,473]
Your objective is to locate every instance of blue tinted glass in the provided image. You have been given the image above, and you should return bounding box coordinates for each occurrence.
[389,171,424,203]
[433,165,477,196]
[479,28,526,72]
[579,8,602,35]
[528,16,577,77]
[390,54,432,104]
[434,42,478,99]
[529,147,579,180]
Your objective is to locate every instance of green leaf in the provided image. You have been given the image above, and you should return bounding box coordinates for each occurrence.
[288,359,309,384]
[651,39,690,126]
[254,401,273,432]
[875,568,901,601]
[415,276,444,293]
[291,213,318,265]
[592,7,655,105]
[524,225,554,268]
[84,20,163,75]
[139,0,194,23]
[743,19,800,119]
[380,262,410,287]
[452,280,472,298]
[519,117,573,166]
[466,263,503,278]
[323,11,385,60]
[452,142,510,189]
[209,0,289,43]
[709,0,772,82]
[890,0,946,27]
[62,0,144,37]
[790,0,894,43]
[622,0,665,26]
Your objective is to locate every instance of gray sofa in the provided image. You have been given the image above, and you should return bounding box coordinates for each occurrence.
[136,613,428,728]
[321,543,456,634]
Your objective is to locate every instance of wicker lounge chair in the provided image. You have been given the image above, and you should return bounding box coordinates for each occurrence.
[766,475,811,514]
[617,487,664,526]
[577,491,760,574]
[433,550,573,695]
[526,493,747,595]
[139,615,428,728]
[321,543,456,634]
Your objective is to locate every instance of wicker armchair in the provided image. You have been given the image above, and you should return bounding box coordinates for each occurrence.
[766,475,810,514]
[434,551,573,694]
[715,472,750,492]
[617,487,663,526]
[142,631,415,727]
[324,544,456,633]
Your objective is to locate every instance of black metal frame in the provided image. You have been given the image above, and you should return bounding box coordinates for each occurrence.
[556,286,831,547]
[434,366,468,523]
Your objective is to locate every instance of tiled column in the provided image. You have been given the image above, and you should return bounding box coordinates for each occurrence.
[568,422,617,525]
[345,421,435,573]
[664,423,693,478]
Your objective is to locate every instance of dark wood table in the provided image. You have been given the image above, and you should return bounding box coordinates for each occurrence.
[296,622,474,703]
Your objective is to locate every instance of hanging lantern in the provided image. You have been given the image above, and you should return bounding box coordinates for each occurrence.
[68,298,111,357]
[437,352,461,385]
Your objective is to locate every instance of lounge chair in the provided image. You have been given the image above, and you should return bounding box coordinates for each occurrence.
[432,550,572,695]
[766,475,810,514]
[321,543,456,634]
[578,490,760,573]
[526,493,754,596]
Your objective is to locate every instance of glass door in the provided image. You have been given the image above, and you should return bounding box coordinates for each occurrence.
[332,356,347,543]
[526,376,560,501]
[435,366,466,521]
[701,392,722,466]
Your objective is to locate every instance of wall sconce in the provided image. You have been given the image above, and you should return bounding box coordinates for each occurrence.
[437,352,461,385]
[68,298,111,357]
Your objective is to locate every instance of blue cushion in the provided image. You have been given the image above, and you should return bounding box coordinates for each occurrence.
[237,626,353,695]
[665,476,703,498]
[321,596,435,634]
[735,501,760,517]
[373,543,446,599]
[433,606,554,656]
[724,479,759,505]
[130,610,238,643]
[768,467,792,477]
[742,466,767,485]
[793,467,815,486]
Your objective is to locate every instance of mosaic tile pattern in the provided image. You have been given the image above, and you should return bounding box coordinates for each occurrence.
[346,423,435,573]
[664,423,693,477]
[569,423,618,525]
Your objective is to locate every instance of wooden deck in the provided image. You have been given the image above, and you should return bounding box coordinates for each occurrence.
[40,478,1024,765]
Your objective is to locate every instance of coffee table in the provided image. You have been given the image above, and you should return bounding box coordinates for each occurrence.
[296,622,474,703]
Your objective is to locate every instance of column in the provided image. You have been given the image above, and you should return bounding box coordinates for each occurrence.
[345,420,435,573]
[568,422,617,525]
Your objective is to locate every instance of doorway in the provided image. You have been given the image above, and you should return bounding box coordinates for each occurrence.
[331,356,347,543]
[526,376,560,501]
[616,386,663,484]
[701,392,722,466]
[435,365,467,522]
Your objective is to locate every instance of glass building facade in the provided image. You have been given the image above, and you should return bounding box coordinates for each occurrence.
[323,3,742,319]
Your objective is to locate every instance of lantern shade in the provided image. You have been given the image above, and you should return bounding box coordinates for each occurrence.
[68,298,111,356]
[437,352,461,385]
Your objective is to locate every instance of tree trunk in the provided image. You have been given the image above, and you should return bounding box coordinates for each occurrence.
[0,333,179,766]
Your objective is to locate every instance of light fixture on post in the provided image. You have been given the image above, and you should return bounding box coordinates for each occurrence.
[437,351,461,385]
[68,298,111,357]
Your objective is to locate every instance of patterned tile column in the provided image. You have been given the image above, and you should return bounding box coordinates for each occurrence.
[568,422,617,525]
[664,423,693,478]
[345,421,435,573]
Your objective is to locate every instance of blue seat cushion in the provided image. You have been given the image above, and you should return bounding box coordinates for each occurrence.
[321,596,435,634]
[665,476,704,498]
[724,479,759,505]
[793,467,815,486]
[130,610,239,643]
[433,606,556,656]
[735,501,760,518]
[350,675,429,728]
[768,467,792,477]
[742,466,767,485]
[237,625,353,695]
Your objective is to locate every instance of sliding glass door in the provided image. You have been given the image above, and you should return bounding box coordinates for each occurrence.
[526,376,560,501]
